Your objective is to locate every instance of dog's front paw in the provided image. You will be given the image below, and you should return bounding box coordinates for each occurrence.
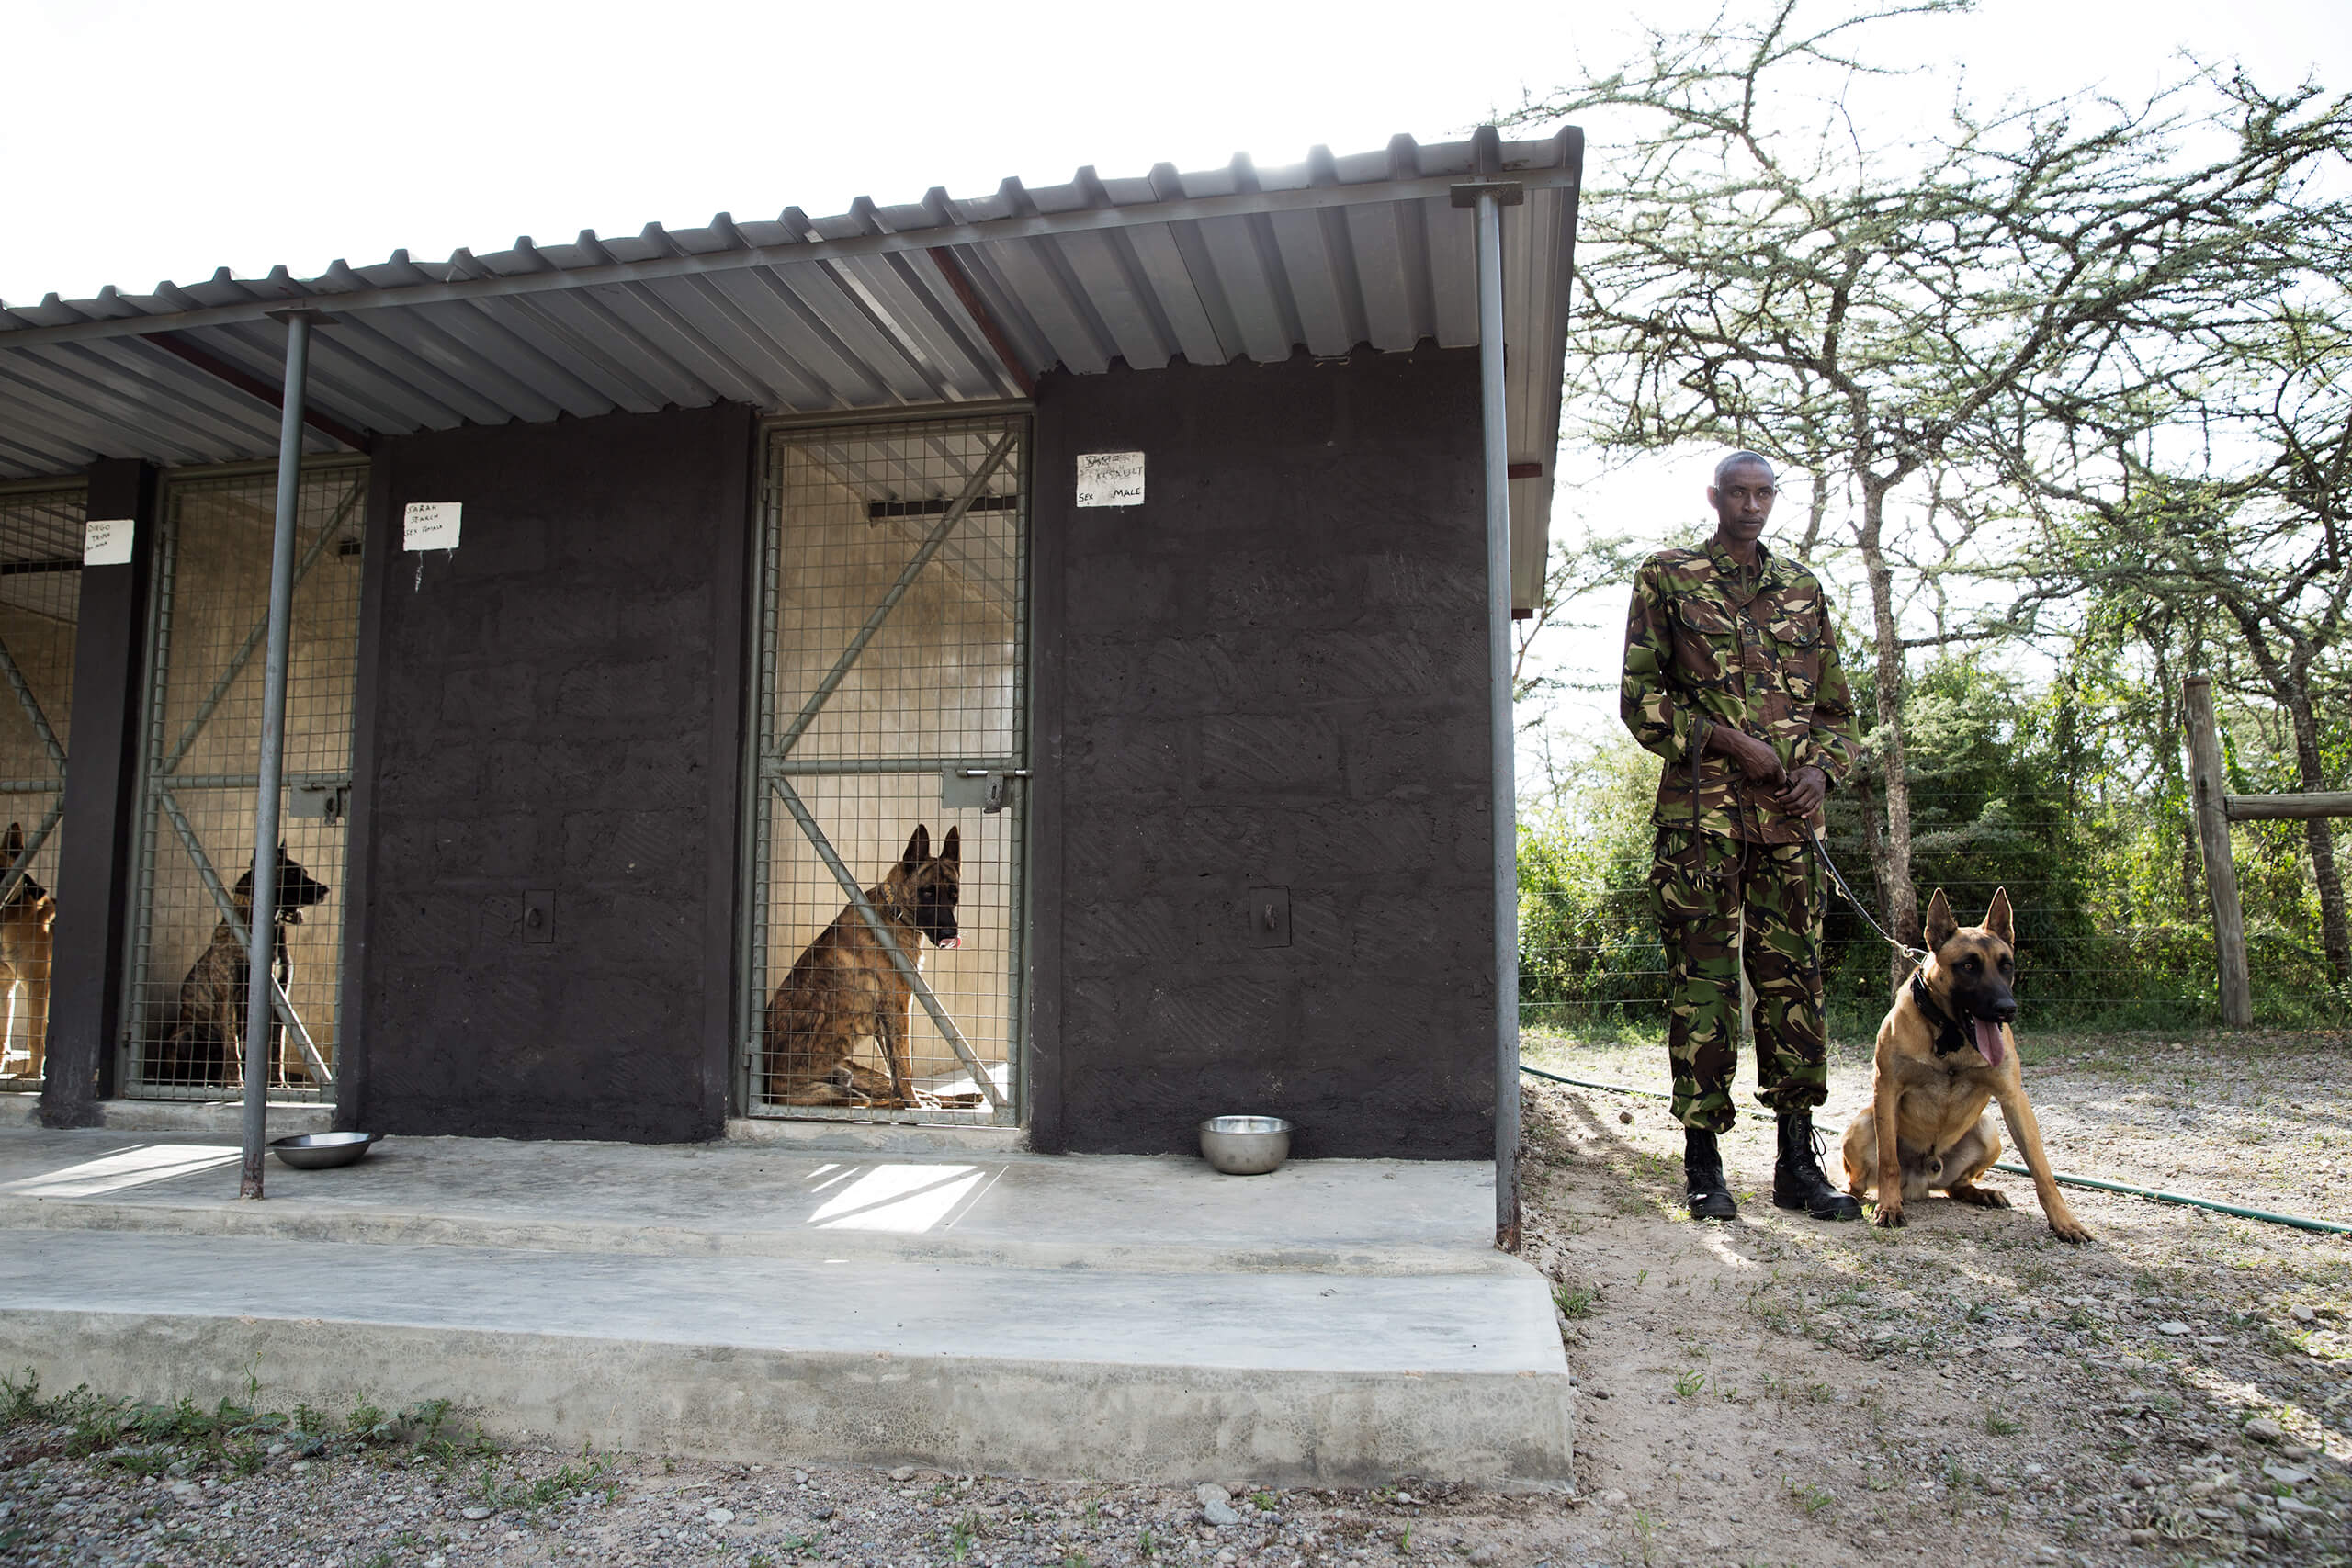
[1871,1202,1905,1230]
[2047,1214,2092,1246]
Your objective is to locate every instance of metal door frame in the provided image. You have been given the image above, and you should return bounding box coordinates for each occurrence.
[741,410,1032,1126]
[119,457,368,1100]
[0,479,84,1086]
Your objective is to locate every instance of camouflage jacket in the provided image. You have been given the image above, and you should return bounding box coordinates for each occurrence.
[1619,539,1861,843]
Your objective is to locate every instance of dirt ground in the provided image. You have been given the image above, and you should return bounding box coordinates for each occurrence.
[1517,1024,2352,1568]
[1,1028,2346,1568]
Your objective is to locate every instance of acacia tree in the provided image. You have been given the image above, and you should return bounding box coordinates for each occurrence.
[1510,0,2352,976]
[2008,307,2352,980]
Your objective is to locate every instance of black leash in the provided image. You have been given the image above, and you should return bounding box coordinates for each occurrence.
[1804,826,1930,966]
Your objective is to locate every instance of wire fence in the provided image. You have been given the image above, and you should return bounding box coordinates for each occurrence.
[1521,789,2350,1039]
[746,417,1027,1125]
[0,483,83,1089]
[122,464,367,1101]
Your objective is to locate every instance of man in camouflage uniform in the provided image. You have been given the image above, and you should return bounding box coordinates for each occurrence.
[1620,451,1863,1223]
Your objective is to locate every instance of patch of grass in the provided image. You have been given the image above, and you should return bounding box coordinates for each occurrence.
[472,1450,616,1513]
[1251,1490,1276,1511]
[950,1512,978,1562]
[2,1369,480,1476]
[1552,1283,1598,1320]
[1787,1480,1834,1516]
[1985,1410,2026,1436]
[1137,1526,1158,1560]
[1672,1368,1707,1399]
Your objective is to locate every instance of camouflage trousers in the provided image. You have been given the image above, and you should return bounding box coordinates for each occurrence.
[1646,828,1829,1133]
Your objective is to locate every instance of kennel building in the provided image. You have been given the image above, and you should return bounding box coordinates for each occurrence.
[0,129,1581,1170]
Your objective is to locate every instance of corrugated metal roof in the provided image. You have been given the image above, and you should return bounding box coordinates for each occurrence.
[0,129,1580,604]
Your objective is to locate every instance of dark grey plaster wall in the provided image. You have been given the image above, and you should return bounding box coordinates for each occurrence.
[1028,347,1498,1158]
[347,403,754,1143]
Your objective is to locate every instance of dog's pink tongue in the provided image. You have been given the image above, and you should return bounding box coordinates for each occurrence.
[937,937,961,950]
[1974,1019,2006,1067]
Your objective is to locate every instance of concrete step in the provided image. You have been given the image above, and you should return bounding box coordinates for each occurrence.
[0,1228,1571,1486]
[0,1127,1572,1484]
[0,1095,334,1134]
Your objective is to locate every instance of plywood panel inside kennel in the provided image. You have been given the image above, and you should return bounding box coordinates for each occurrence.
[752,420,1026,1120]
[123,464,367,1100]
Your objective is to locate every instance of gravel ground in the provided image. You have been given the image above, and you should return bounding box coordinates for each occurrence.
[1,1027,2346,1568]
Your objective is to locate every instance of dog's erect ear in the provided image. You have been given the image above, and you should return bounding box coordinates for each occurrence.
[2,823,20,860]
[940,825,960,870]
[1924,889,1958,952]
[901,824,931,874]
[1984,887,2015,946]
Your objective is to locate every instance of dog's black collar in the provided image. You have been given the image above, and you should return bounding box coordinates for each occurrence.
[1907,971,1975,1058]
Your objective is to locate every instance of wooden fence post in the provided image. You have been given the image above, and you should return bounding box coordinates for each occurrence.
[2183,677,2254,1028]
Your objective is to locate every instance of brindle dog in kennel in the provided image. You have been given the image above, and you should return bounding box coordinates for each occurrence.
[156,844,331,1087]
[763,824,981,1110]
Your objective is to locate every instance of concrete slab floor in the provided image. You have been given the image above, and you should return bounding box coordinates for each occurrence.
[0,1124,1509,1274]
[0,1126,1573,1485]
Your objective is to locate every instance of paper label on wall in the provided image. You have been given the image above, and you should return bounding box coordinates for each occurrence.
[403,502,462,551]
[83,518,135,567]
[1076,451,1146,508]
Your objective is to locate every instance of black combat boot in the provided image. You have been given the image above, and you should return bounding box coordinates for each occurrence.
[1684,1126,1737,1221]
[1773,1111,1862,1221]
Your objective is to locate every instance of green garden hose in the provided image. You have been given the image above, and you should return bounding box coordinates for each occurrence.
[1519,1060,2352,1236]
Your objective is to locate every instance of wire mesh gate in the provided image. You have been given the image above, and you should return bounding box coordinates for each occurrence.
[121,461,368,1101]
[0,483,84,1089]
[746,416,1029,1125]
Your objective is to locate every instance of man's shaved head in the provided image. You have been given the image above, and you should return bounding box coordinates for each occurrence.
[1714,450,1776,488]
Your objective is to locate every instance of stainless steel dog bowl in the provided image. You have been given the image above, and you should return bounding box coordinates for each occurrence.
[269,1131,381,1170]
[1199,1115,1292,1175]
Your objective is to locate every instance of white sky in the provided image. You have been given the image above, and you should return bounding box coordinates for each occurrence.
[7,0,2342,306]
[6,0,2346,781]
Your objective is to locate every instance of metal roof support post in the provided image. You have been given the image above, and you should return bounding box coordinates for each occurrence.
[1458,175,1524,1251]
[238,309,321,1200]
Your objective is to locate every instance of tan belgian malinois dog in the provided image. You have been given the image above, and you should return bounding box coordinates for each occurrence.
[0,822,56,1079]
[762,824,980,1110]
[1840,887,2090,1243]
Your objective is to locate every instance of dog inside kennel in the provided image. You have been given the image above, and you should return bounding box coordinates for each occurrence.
[122,463,367,1101]
[748,417,1027,1123]
[0,482,83,1089]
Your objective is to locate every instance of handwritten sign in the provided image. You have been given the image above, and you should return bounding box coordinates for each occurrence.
[1076,451,1145,508]
[83,518,135,567]
[403,502,462,552]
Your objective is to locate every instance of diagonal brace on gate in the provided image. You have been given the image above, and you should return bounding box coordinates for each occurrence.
[0,796,62,909]
[0,631,67,908]
[156,788,333,1087]
[770,774,1005,1111]
[773,432,1015,758]
[159,482,362,780]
